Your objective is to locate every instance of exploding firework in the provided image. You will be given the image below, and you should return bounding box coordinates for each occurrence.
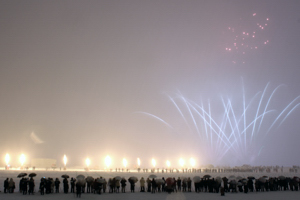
[139,82,299,165]
[223,13,270,64]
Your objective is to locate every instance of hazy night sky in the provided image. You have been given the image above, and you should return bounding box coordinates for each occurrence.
[0,0,300,168]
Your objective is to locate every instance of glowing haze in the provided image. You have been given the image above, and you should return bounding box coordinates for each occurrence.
[0,0,299,167]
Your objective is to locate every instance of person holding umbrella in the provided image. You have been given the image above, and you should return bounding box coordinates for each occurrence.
[28,177,35,195]
[63,177,69,193]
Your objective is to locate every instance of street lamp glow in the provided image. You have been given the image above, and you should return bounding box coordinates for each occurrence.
[86,158,90,167]
[152,158,156,167]
[166,160,171,168]
[190,158,196,167]
[5,154,10,165]
[137,158,141,167]
[179,158,185,167]
[63,155,67,166]
[105,155,111,168]
[123,158,127,168]
[20,154,26,166]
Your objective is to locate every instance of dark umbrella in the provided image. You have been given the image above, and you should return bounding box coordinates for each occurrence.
[222,177,228,181]
[193,176,201,183]
[61,174,69,179]
[29,173,37,177]
[166,177,175,186]
[278,176,285,180]
[203,175,211,179]
[86,176,94,183]
[129,176,138,183]
[17,173,27,178]
[247,176,255,180]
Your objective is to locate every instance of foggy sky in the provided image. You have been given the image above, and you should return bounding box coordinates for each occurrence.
[0,0,300,168]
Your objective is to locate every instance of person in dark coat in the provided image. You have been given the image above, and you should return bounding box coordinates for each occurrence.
[76,182,82,198]
[70,178,75,193]
[63,178,69,193]
[151,178,157,193]
[128,178,135,193]
[121,178,127,193]
[40,179,45,195]
[162,177,166,192]
[28,178,35,195]
[4,178,9,193]
[187,178,192,192]
[22,178,28,195]
[177,177,182,192]
[55,178,60,193]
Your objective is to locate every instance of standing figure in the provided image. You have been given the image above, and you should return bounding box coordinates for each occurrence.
[140,177,145,192]
[151,178,156,193]
[63,178,69,193]
[121,178,127,193]
[55,178,60,193]
[187,177,192,192]
[28,178,35,195]
[40,179,45,195]
[4,178,9,193]
[76,182,82,198]
[70,178,75,193]
[8,178,15,193]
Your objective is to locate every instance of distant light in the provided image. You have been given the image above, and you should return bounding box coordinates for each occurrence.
[152,158,156,167]
[63,155,67,166]
[123,158,127,168]
[5,154,10,165]
[179,158,185,167]
[137,158,141,167]
[166,160,171,168]
[86,158,90,167]
[190,158,196,167]
[20,154,26,166]
[105,155,111,168]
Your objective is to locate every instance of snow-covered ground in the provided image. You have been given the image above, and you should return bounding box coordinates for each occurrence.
[0,168,299,200]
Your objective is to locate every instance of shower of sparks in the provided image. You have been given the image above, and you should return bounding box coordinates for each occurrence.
[224,13,270,64]
[138,82,299,164]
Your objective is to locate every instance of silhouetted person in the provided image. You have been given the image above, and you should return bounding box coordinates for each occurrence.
[151,178,156,193]
[76,182,82,198]
[121,178,127,193]
[55,178,60,193]
[28,178,35,195]
[63,178,69,193]
[4,178,9,193]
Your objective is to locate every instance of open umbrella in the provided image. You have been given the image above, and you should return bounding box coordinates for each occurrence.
[247,176,255,180]
[203,174,211,179]
[97,178,105,183]
[114,176,122,181]
[215,176,222,183]
[29,173,37,177]
[236,176,243,180]
[155,179,164,184]
[17,173,27,178]
[86,176,94,182]
[259,177,266,183]
[228,175,236,180]
[148,174,157,179]
[61,174,69,179]
[76,175,86,185]
[129,176,138,183]
[166,177,175,186]
[278,176,285,180]
[222,177,228,181]
[193,176,201,183]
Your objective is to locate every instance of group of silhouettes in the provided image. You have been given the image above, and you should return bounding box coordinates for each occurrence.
[3,175,299,197]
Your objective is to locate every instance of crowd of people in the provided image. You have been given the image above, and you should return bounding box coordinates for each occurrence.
[2,175,299,197]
